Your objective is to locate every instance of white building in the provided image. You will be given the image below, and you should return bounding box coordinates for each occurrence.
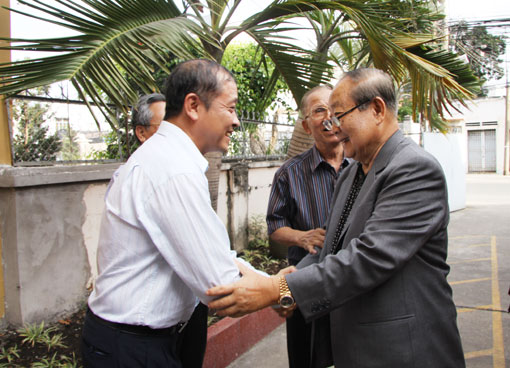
[446,96,507,174]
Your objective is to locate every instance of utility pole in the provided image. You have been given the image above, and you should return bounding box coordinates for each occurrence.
[504,80,509,175]
[504,39,510,176]
[0,0,10,323]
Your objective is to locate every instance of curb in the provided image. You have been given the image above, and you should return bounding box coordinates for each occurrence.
[203,307,285,368]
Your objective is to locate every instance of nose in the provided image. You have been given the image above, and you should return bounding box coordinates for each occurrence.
[233,111,241,128]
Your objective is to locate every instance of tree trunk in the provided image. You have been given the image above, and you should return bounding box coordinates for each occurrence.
[286,121,314,159]
[249,127,266,156]
[205,151,222,211]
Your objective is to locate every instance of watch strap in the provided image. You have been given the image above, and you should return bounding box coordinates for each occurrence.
[278,276,295,306]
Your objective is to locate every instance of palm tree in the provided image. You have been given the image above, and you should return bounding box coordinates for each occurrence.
[286,1,479,158]
[0,0,478,208]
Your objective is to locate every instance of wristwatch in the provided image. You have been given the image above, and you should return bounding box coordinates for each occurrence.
[278,276,296,309]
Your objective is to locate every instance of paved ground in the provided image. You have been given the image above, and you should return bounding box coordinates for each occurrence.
[449,174,510,367]
[228,174,510,368]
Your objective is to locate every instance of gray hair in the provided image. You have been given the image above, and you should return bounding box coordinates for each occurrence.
[131,93,166,127]
[340,68,397,114]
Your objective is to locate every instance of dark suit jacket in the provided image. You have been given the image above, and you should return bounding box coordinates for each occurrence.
[287,130,465,368]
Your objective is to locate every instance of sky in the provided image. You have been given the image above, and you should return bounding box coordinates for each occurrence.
[445,0,510,22]
[446,0,510,94]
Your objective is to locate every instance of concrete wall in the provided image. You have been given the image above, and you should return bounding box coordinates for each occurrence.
[0,164,119,327]
[0,160,282,327]
[217,159,281,252]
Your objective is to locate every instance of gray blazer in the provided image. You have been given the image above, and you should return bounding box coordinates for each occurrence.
[287,130,465,368]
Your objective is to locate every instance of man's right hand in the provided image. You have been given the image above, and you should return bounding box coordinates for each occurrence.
[298,228,325,254]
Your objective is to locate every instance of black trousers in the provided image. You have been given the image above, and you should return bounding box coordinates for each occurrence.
[81,310,181,368]
[176,303,208,368]
[286,307,312,368]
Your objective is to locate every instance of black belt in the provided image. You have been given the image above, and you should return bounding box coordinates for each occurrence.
[87,308,187,336]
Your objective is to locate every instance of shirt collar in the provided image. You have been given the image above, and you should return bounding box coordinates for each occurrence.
[157,121,209,173]
[309,145,327,172]
[309,145,349,173]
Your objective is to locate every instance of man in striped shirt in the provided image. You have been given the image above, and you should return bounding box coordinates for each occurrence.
[266,85,351,368]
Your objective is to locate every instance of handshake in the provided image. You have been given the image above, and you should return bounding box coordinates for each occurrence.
[207,261,297,318]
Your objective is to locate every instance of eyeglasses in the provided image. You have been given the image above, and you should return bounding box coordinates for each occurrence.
[304,106,329,121]
[323,99,371,131]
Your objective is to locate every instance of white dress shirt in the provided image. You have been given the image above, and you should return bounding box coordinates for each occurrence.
[88,121,249,328]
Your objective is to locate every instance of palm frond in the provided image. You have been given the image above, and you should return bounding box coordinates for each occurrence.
[403,43,481,125]
[331,5,477,121]
[246,26,333,103]
[244,0,476,120]
[0,0,479,131]
[0,0,212,127]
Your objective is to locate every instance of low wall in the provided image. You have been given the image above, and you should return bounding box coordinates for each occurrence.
[0,164,119,327]
[0,159,282,326]
[422,132,466,212]
[203,307,285,368]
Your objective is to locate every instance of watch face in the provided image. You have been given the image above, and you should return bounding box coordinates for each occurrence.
[280,295,295,308]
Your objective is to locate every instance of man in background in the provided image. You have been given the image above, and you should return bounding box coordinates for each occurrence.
[131,92,165,144]
[266,85,350,368]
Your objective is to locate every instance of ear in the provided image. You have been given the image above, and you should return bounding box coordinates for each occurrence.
[372,96,386,125]
[302,119,312,135]
[183,93,201,121]
[135,126,146,143]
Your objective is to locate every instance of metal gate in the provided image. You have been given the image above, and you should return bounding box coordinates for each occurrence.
[468,129,496,172]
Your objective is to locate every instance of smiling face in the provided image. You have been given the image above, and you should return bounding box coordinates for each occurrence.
[329,78,380,165]
[196,77,240,154]
[302,87,343,152]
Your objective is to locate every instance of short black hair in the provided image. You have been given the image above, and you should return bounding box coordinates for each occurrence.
[164,59,235,119]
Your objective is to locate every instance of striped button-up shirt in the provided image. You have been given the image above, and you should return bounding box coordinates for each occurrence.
[266,145,350,264]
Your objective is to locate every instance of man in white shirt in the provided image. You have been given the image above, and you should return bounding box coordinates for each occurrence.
[82,59,277,368]
[130,92,210,368]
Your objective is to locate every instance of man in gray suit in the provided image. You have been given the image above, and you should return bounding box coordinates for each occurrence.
[207,68,465,368]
